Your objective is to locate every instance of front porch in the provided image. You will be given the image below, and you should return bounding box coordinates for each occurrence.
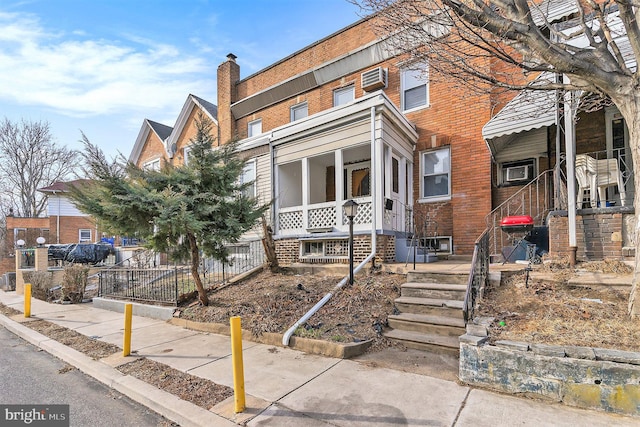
[267,92,417,264]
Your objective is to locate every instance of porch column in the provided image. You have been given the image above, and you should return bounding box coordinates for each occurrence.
[564,81,578,264]
[374,131,384,231]
[302,157,310,230]
[335,149,344,228]
[400,157,408,231]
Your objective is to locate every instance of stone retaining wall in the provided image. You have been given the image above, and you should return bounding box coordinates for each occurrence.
[459,318,640,417]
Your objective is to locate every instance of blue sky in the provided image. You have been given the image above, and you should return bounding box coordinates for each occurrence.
[0,0,365,158]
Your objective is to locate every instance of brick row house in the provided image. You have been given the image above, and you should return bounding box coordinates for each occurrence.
[130,6,636,266]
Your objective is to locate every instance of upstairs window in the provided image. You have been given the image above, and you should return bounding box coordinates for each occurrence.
[240,160,257,197]
[183,146,193,166]
[143,158,161,171]
[333,85,355,107]
[402,63,429,111]
[421,148,450,200]
[291,102,308,121]
[248,119,262,137]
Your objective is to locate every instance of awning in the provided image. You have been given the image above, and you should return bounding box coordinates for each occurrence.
[482,73,558,155]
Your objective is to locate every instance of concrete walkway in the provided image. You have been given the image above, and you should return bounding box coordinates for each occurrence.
[0,289,637,427]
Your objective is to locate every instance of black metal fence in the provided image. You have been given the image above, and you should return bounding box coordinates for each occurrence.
[98,239,265,305]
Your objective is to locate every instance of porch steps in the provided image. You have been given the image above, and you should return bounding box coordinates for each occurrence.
[385,271,467,355]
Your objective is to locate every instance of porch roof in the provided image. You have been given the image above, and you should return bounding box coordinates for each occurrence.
[482,73,557,156]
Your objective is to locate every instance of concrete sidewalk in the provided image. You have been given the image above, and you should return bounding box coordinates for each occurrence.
[0,290,637,427]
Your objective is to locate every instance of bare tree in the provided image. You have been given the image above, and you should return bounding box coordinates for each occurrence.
[0,118,78,217]
[355,0,640,316]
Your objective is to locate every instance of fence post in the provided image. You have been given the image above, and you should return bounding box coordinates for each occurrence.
[175,266,178,302]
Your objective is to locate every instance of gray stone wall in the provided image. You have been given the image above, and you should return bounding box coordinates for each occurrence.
[459,322,640,417]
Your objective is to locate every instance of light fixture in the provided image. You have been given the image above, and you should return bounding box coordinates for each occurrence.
[16,239,25,248]
[36,236,46,247]
[343,199,359,285]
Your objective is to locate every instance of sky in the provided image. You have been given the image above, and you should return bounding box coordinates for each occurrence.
[0,0,366,159]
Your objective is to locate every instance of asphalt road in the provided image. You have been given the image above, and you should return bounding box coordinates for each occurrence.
[0,325,172,427]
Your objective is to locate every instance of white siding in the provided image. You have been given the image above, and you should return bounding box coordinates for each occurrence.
[494,128,547,163]
[47,196,89,217]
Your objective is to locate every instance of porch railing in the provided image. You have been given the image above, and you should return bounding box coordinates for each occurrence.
[486,169,554,258]
[278,198,373,233]
[463,228,490,324]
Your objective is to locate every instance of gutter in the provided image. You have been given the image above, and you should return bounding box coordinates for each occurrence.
[282,106,378,346]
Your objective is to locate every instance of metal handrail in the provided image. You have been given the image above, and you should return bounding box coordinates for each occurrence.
[463,228,490,324]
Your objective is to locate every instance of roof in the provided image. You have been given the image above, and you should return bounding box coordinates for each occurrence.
[531,0,578,26]
[191,95,218,120]
[147,120,173,141]
[482,73,558,143]
[38,179,91,193]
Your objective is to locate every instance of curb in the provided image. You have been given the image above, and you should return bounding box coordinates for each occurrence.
[0,313,235,427]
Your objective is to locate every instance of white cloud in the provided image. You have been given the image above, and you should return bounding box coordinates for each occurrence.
[0,11,216,118]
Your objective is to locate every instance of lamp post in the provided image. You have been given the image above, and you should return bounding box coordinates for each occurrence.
[343,199,359,285]
[36,237,46,247]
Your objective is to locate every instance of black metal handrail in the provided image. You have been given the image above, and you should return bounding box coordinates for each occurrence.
[463,228,490,324]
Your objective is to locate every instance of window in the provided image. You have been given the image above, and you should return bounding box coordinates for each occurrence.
[290,102,308,121]
[302,241,324,256]
[500,159,535,185]
[248,119,262,137]
[392,157,399,193]
[240,160,257,197]
[143,158,161,171]
[79,229,92,242]
[421,148,450,199]
[402,63,429,111]
[333,85,355,107]
[183,146,193,165]
[344,162,371,199]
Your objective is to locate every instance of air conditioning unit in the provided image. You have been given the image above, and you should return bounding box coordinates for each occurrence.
[505,165,529,182]
[361,67,387,92]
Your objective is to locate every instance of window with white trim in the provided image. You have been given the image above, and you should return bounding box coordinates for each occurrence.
[344,161,371,199]
[290,102,308,121]
[240,160,257,197]
[333,85,355,107]
[183,146,193,165]
[421,148,450,200]
[401,63,429,111]
[248,119,262,137]
[143,158,161,171]
[79,229,92,242]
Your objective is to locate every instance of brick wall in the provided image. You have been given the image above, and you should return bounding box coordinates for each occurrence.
[49,216,99,244]
[137,129,167,168]
[549,212,624,260]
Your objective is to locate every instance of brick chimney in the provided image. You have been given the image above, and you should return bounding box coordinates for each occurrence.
[217,53,240,145]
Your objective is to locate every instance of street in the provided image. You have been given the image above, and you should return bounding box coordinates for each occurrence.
[0,326,171,427]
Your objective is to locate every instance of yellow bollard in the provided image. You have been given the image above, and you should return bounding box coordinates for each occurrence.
[123,303,132,357]
[230,316,246,413]
[24,283,31,318]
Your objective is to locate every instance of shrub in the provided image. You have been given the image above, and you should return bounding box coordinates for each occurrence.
[22,271,53,301]
[62,265,90,303]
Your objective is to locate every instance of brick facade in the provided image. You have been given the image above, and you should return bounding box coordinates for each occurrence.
[548,212,625,261]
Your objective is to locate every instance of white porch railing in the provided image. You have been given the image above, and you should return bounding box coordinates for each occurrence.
[278,198,373,234]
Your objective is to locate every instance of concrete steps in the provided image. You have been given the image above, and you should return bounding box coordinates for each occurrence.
[385,271,468,355]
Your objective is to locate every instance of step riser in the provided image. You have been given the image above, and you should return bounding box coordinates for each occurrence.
[407,271,468,285]
[388,319,465,337]
[386,338,460,356]
[395,302,464,319]
[401,288,466,300]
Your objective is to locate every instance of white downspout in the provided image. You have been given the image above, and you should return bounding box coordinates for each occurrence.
[282,106,378,346]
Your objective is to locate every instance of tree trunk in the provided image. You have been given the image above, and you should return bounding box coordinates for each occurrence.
[622,102,640,317]
[187,232,209,306]
[261,216,280,273]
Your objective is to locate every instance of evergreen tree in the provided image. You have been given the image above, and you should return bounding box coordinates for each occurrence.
[71,114,268,305]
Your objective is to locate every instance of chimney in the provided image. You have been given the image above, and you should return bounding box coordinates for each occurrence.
[217,53,240,145]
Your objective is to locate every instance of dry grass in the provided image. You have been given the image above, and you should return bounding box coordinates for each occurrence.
[479,261,640,351]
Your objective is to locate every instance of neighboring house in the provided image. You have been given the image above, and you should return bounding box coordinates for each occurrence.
[129,94,219,168]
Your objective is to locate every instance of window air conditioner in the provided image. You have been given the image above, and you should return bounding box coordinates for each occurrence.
[361,67,387,91]
[505,165,529,182]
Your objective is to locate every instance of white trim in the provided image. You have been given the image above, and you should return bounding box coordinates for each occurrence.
[401,62,429,111]
[79,229,92,242]
[164,94,218,157]
[290,102,308,122]
[420,147,451,200]
[248,118,263,137]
